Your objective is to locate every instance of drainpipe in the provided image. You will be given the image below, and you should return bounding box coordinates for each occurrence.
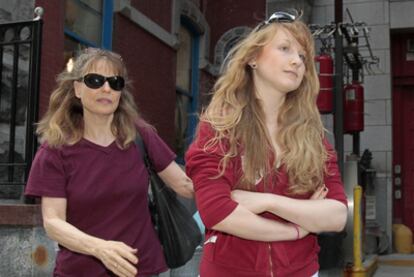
[334,0,344,175]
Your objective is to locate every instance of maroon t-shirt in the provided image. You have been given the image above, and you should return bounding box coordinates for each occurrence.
[25,124,175,277]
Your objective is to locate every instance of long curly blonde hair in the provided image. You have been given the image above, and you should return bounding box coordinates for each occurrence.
[37,48,139,149]
[202,21,328,194]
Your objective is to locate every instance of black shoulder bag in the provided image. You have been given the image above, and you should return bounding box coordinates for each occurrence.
[135,133,202,268]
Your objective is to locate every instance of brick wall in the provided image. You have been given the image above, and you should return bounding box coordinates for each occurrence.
[35,0,65,117]
[113,13,176,147]
[130,0,172,32]
[205,0,266,56]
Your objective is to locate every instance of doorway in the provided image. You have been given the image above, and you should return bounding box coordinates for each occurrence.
[392,32,414,231]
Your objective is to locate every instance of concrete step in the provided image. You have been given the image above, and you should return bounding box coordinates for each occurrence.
[378,253,414,267]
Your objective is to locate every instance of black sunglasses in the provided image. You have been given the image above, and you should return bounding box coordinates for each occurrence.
[256,10,301,31]
[79,73,125,91]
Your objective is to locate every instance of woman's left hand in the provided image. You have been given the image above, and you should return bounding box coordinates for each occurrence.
[231,190,270,214]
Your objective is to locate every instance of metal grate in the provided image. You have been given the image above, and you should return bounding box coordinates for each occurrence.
[0,17,42,202]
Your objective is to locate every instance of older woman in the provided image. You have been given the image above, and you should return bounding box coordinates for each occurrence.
[25,48,193,277]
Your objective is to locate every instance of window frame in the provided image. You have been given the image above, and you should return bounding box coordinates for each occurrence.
[63,0,113,49]
[175,16,200,164]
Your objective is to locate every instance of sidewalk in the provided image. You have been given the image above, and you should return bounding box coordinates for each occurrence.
[374,264,413,277]
[375,253,414,277]
[319,254,414,277]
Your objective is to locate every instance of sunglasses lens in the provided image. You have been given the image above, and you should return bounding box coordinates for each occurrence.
[82,74,125,91]
[107,76,125,91]
[84,74,105,89]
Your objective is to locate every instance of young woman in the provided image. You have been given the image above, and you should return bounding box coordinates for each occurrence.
[185,11,348,277]
[25,48,193,277]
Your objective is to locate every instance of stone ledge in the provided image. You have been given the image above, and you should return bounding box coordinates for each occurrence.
[0,204,42,226]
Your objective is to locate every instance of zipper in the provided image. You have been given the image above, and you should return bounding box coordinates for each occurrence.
[268,243,274,277]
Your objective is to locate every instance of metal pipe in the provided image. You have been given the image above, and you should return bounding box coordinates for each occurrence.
[8,34,19,183]
[334,0,344,175]
[24,16,43,204]
[353,131,360,156]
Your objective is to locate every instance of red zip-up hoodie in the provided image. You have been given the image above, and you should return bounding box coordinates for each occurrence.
[185,122,347,277]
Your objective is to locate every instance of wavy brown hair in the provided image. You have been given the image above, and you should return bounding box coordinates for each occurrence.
[37,48,139,148]
[202,21,329,194]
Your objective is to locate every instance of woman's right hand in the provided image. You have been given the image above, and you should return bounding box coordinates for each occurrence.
[41,197,138,277]
[93,240,138,277]
[310,184,329,200]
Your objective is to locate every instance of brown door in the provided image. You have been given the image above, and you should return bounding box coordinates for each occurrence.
[392,32,414,231]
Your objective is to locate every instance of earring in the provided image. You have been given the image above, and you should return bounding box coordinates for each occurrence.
[250,63,257,69]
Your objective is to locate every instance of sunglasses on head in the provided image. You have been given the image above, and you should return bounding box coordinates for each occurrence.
[79,73,125,91]
[256,10,301,31]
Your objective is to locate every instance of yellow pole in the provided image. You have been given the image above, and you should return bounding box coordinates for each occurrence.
[353,185,363,271]
[344,185,378,276]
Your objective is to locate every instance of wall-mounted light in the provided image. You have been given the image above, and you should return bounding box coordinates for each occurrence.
[66,57,74,72]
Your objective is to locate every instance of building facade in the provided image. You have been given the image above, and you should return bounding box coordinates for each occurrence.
[268,0,414,261]
[1,0,413,275]
[310,0,414,256]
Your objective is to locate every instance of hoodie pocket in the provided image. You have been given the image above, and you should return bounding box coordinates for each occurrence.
[279,235,319,267]
[209,233,266,272]
[201,234,218,263]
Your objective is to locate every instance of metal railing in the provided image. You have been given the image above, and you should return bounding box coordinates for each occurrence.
[0,8,43,202]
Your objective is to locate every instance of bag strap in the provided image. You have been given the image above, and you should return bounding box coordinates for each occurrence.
[135,131,151,170]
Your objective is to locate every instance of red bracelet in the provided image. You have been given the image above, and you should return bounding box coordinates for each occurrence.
[292,223,300,240]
